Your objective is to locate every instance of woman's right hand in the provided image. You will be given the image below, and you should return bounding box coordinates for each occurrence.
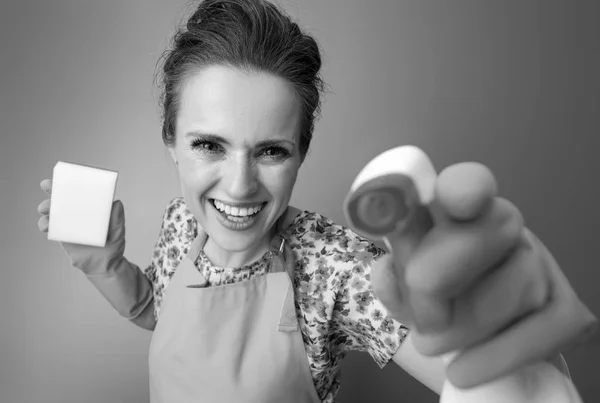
[38,179,128,276]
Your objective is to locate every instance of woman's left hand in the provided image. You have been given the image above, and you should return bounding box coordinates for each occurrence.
[371,162,597,389]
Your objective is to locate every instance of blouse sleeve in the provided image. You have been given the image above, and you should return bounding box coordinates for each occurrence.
[143,197,197,320]
[329,233,410,369]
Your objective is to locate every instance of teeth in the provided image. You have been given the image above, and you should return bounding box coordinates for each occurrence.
[213,200,263,217]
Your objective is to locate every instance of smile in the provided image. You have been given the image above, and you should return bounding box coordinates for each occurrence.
[209,199,268,231]
[211,199,266,217]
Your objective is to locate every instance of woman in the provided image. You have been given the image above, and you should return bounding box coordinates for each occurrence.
[37,0,595,402]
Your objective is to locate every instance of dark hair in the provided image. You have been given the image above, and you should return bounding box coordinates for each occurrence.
[156,0,325,159]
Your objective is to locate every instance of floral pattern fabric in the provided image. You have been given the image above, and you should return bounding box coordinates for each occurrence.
[143,197,410,402]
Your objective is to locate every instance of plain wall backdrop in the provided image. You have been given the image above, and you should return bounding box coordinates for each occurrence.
[1,0,599,402]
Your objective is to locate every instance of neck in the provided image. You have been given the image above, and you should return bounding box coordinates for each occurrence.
[203,226,277,268]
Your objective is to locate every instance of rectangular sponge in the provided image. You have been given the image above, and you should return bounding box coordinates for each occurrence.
[48,161,119,247]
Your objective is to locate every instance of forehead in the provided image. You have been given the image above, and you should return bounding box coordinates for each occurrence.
[176,65,300,140]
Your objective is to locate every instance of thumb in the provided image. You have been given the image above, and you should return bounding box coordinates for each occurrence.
[432,162,497,225]
[106,199,126,244]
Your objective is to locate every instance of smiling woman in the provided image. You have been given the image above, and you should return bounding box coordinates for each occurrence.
[141,2,415,399]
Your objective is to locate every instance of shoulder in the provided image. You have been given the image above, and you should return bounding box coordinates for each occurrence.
[286,209,387,300]
[161,197,197,243]
[144,197,197,279]
[288,209,387,267]
[159,197,198,261]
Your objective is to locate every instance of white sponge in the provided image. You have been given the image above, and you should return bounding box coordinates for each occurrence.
[47,161,119,247]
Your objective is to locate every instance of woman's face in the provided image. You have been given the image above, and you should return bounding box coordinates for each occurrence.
[169,65,303,253]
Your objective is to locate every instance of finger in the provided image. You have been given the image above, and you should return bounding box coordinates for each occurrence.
[434,162,497,223]
[40,179,52,196]
[446,233,598,389]
[405,197,524,299]
[38,215,49,233]
[37,199,51,215]
[412,229,552,356]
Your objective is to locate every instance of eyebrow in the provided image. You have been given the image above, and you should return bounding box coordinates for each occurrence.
[184,132,296,149]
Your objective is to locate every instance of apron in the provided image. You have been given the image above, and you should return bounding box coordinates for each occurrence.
[148,207,322,403]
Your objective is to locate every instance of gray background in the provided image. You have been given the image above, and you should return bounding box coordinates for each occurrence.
[1,0,599,402]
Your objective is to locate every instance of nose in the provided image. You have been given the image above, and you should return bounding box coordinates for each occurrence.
[223,155,259,198]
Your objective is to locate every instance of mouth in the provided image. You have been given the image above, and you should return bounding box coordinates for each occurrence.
[208,198,268,228]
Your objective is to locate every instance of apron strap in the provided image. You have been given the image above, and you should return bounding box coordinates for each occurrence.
[268,205,302,271]
[185,230,209,288]
[269,206,302,332]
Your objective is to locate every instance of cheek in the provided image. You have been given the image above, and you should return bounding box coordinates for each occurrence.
[263,162,300,196]
[177,158,216,194]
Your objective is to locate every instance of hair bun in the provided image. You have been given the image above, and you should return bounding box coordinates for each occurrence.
[187,0,238,30]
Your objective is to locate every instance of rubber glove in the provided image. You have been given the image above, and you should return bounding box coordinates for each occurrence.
[38,179,156,329]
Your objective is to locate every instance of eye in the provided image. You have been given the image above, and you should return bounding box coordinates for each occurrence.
[261,147,290,159]
[190,139,222,154]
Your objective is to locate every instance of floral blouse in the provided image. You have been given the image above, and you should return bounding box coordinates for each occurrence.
[143,197,410,402]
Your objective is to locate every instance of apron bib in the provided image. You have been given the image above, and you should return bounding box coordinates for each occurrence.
[148,207,322,403]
